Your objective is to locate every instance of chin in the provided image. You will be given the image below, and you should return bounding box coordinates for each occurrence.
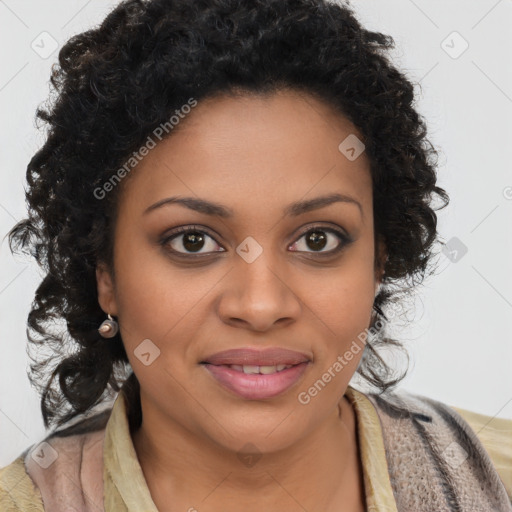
[203,411,311,454]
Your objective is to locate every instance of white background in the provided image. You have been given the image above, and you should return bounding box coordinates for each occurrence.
[1,0,511,466]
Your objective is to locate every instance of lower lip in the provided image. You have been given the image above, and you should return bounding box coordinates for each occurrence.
[203,362,310,400]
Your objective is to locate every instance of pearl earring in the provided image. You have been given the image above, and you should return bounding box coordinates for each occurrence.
[98,313,119,338]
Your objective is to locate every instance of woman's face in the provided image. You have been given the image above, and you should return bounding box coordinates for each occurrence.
[97,89,385,453]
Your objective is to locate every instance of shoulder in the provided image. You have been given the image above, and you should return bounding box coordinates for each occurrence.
[451,405,512,501]
[0,455,44,511]
[365,388,512,508]
[0,406,113,512]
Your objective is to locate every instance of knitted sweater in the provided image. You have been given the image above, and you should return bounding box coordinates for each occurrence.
[1,387,511,511]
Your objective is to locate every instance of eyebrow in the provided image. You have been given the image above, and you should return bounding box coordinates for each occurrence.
[143,192,363,218]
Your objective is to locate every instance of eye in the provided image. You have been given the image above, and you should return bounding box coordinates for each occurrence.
[161,224,351,258]
[161,225,225,255]
[289,225,350,255]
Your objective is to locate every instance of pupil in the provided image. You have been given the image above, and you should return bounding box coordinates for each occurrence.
[183,232,204,252]
[307,230,326,251]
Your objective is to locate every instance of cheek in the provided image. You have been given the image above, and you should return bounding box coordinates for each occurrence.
[293,255,376,411]
[302,249,376,360]
[112,235,213,354]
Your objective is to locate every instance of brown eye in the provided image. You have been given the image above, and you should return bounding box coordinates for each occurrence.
[178,231,207,252]
[304,230,328,251]
[162,226,224,255]
[160,224,351,258]
[289,227,349,254]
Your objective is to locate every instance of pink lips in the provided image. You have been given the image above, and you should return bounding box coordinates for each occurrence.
[201,347,311,400]
[201,347,310,366]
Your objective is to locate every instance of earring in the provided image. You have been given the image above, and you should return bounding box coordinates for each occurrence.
[98,313,119,338]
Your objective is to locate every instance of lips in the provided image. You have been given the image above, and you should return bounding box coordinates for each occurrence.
[203,361,310,400]
[200,347,311,367]
[200,347,312,399]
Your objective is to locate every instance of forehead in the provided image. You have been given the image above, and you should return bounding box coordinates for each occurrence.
[117,89,372,220]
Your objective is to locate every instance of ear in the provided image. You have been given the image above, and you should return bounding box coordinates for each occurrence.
[96,262,119,316]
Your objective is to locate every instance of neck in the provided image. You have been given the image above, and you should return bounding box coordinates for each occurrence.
[132,394,365,512]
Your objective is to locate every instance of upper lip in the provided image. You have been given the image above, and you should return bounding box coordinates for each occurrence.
[201,347,311,366]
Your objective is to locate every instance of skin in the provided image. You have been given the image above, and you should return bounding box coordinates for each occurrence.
[96,88,386,512]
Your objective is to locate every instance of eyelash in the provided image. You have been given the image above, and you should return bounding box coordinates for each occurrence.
[160,224,352,258]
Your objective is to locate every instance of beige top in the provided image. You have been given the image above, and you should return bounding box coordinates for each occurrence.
[1,387,511,511]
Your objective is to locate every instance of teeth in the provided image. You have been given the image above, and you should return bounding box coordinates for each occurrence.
[259,365,278,374]
[243,365,260,374]
[228,364,294,374]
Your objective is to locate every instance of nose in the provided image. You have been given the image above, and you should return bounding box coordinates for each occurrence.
[216,253,302,332]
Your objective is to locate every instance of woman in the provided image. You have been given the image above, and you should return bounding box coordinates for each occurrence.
[1,0,510,510]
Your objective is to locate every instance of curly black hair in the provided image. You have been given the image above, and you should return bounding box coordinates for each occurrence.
[8,0,449,431]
